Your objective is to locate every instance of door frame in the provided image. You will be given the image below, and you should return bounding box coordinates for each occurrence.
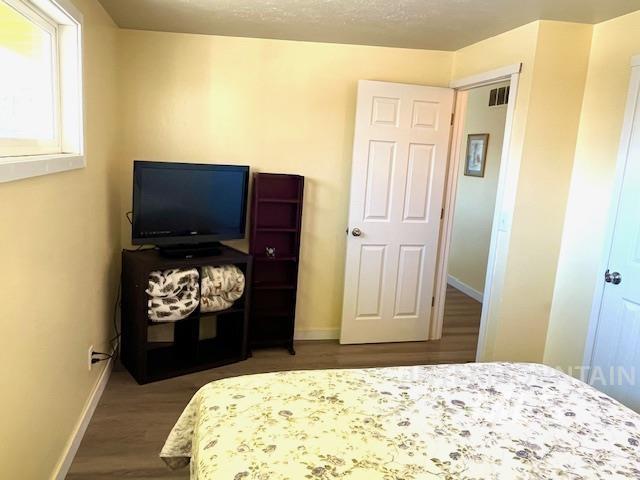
[431,64,522,363]
[582,54,640,375]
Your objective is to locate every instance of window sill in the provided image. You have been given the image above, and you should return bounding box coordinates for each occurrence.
[0,153,85,183]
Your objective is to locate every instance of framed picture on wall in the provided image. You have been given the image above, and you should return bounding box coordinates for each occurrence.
[464,133,489,177]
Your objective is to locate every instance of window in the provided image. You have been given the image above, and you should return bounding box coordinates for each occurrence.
[0,0,83,182]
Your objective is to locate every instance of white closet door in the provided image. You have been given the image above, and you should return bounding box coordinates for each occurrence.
[588,63,640,411]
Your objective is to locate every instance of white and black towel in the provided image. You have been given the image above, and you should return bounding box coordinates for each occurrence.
[200,265,245,313]
[147,268,200,322]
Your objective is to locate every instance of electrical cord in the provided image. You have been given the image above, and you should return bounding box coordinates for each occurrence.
[122,245,155,252]
[109,281,121,360]
[126,211,156,251]
[112,212,154,360]
[93,351,113,357]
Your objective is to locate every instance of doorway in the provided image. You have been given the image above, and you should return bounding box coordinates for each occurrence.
[443,81,509,347]
[432,64,522,360]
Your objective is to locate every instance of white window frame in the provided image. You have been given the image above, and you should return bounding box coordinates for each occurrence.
[0,0,84,183]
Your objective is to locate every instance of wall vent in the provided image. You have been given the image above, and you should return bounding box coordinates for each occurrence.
[489,86,510,106]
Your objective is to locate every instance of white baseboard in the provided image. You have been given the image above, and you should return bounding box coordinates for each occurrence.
[447,274,483,303]
[52,358,113,480]
[294,328,340,340]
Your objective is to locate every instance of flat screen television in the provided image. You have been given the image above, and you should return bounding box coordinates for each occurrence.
[132,161,249,247]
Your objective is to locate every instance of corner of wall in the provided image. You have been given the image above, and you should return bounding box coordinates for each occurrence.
[492,19,592,362]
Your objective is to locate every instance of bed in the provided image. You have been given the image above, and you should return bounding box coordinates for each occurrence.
[161,363,640,479]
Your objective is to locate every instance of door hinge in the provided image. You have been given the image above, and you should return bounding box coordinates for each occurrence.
[432,296,435,307]
[440,208,444,220]
[450,113,455,126]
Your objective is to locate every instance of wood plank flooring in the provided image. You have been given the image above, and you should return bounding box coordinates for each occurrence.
[67,286,480,479]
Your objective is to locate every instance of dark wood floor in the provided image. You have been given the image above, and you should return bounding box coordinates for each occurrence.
[67,286,481,479]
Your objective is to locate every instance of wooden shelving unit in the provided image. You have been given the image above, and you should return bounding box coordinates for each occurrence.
[120,246,252,384]
[248,173,304,354]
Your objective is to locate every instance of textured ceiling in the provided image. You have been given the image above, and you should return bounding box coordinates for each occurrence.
[97,0,640,50]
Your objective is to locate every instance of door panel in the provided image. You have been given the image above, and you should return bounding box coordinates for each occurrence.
[340,80,454,344]
[403,143,434,222]
[355,245,387,318]
[411,100,440,130]
[394,245,425,317]
[371,96,400,126]
[364,141,396,221]
[589,65,640,411]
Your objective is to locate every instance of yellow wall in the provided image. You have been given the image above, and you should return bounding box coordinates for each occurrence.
[452,21,593,361]
[544,11,640,369]
[2,6,638,475]
[491,21,592,361]
[448,82,508,294]
[0,0,120,478]
[117,30,453,336]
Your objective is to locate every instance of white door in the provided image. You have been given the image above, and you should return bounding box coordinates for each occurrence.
[340,80,454,344]
[588,62,640,410]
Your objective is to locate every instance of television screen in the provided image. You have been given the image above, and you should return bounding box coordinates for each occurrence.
[132,161,249,245]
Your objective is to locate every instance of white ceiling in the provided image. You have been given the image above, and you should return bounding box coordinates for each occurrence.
[97,0,640,50]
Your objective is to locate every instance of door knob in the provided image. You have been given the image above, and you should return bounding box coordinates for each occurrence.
[351,228,362,237]
[604,269,622,285]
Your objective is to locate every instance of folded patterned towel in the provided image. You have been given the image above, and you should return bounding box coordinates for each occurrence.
[200,265,245,313]
[147,268,200,322]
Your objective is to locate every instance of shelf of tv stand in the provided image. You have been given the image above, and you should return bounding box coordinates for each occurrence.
[146,340,243,382]
[146,341,173,351]
[199,307,245,318]
[146,305,245,326]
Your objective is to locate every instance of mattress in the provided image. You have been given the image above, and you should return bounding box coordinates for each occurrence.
[161,362,640,479]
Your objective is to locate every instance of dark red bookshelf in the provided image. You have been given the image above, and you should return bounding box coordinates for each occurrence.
[248,173,304,355]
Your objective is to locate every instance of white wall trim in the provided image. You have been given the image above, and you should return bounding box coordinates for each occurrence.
[294,328,340,340]
[52,359,113,480]
[0,154,85,183]
[447,275,483,303]
[582,60,640,376]
[450,63,522,90]
[430,89,468,339]
[474,71,521,362]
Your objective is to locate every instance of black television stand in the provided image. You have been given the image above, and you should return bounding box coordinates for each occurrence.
[121,245,253,384]
[158,242,223,258]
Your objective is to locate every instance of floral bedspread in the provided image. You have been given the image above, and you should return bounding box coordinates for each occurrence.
[160,363,640,479]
